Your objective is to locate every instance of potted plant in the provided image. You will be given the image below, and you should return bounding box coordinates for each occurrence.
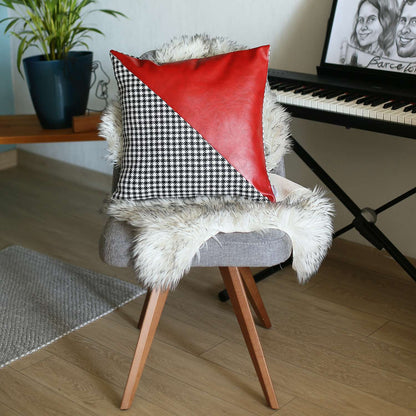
[0,0,125,129]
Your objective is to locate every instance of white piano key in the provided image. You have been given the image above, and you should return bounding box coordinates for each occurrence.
[336,99,362,116]
[322,96,343,111]
[385,106,410,123]
[374,102,394,120]
[397,111,415,125]
[274,88,416,128]
[275,91,294,104]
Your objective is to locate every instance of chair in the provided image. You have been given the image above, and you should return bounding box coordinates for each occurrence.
[97,36,327,410]
[99,163,292,410]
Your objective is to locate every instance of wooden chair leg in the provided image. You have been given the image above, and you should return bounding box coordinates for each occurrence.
[120,288,169,410]
[137,289,151,330]
[237,267,272,329]
[219,266,279,410]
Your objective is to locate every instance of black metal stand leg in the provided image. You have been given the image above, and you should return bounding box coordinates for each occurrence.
[291,136,415,282]
[218,135,415,302]
[334,187,416,239]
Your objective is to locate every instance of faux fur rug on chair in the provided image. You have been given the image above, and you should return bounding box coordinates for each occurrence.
[100,34,334,290]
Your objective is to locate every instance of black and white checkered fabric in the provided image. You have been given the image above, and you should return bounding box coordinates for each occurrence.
[111,54,268,201]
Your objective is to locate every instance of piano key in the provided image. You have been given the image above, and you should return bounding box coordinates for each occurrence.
[337,99,362,116]
[374,104,397,120]
[325,90,343,99]
[397,110,415,124]
[336,93,350,101]
[370,100,411,122]
[312,89,325,97]
[370,97,391,106]
[322,95,347,111]
[293,87,305,94]
[274,82,293,91]
[386,107,402,122]
[344,93,364,102]
[268,70,416,137]
[300,86,320,95]
[293,91,324,109]
[282,83,303,92]
[274,90,295,104]
[356,96,369,104]
[352,99,377,116]
[273,85,415,127]
[391,101,408,110]
[361,97,379,105]
[385,106,414,124]
[319,94,355,114]
[269,81,283,89]
[316,89,338,98]
[364,96,389,106]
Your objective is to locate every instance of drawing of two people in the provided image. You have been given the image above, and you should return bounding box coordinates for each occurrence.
[351,0,416,59]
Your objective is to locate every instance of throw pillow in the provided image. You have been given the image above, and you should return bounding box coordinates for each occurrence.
[110,46,275,202]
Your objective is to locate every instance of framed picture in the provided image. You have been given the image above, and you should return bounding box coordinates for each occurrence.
[320,0,416,76]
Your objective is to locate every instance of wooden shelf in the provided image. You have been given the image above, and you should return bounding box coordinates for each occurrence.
[0,114,104,145]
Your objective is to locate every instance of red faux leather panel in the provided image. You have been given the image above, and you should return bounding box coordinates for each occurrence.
[111,46,275,202]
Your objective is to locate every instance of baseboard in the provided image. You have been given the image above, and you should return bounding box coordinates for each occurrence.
[0,149,18,170]
[18,150,112,193]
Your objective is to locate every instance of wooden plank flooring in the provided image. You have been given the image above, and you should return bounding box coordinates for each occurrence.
[0,165,415,416]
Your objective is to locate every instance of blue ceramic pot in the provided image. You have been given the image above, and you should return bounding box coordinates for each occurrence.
[23,51,93,129]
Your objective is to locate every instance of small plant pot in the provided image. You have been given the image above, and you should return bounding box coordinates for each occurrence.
[23,51,93,129]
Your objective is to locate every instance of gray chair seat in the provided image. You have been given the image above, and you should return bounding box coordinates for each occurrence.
[99,217,292,269]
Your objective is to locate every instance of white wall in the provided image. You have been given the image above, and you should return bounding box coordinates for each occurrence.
[9,0,416,258]
[0,7,15,153]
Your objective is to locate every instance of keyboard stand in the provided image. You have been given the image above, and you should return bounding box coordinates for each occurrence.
[292,136,416,280]
[218,134,415,302]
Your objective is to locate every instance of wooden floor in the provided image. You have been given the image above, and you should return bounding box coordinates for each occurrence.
[1,165,416,416]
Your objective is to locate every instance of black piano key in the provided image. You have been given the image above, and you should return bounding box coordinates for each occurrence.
[316,89,337,98]
[362,97,380,105]
[269,81,283,89]
[336,92,360,102]
[325,91,343,99]
[282,83,303,92]
[344,93,364,102]
[383,101,394,109]
[273,82,291,91]
[300,86,320,95]
[293,86,309,94]
[370,97,390,106]
[391,101,408,110]
[336,93,349,101]
[312,89,325,97]
[356,96,369,104]
[404,104,416,112]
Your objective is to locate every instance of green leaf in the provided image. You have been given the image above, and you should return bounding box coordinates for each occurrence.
[1,0,127,66]
[98,9,127,18]
[16,36,29,76]
[1,17,19,33]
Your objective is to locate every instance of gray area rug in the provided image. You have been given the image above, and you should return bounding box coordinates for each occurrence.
[0,245,145,368]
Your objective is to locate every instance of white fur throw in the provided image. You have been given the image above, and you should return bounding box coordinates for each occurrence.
[101,34,334,290]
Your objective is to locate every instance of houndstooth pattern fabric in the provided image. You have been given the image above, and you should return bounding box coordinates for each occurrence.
[111,54,268,201]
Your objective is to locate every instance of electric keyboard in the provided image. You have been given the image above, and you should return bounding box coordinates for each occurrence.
[268,68,416,140]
